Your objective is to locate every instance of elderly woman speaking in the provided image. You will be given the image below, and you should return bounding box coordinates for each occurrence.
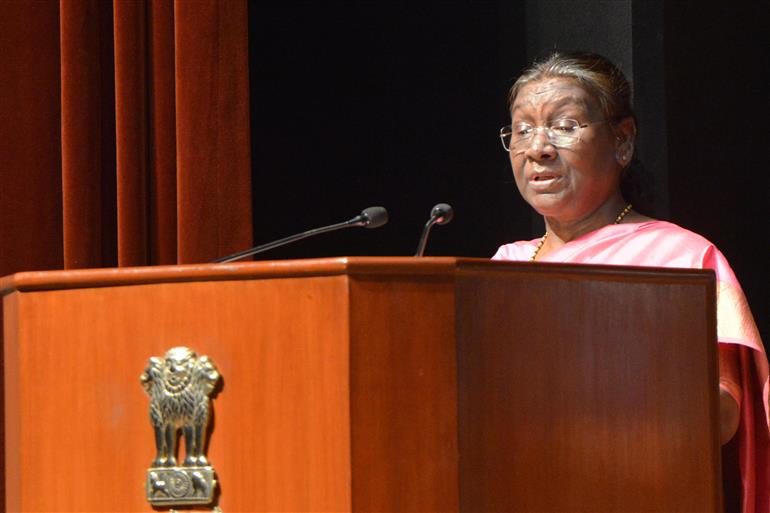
[493,52,768,513]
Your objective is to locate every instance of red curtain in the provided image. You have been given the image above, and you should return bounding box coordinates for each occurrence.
[0,0,253,277]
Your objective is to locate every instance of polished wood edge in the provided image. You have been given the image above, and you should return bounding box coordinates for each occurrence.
[0,257,453,294]
[0,256,715,295]
[457,260,717,286]
[704,283,723,504]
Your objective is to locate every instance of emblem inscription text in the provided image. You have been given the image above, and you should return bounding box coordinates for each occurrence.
[141,346,221,506]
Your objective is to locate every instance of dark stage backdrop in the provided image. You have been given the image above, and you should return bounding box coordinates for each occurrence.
[248,2,528,259]
[664,1,770,354]
[247,0,768,345]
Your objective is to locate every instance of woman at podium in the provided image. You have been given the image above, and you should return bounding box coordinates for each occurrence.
[493,52,768,513]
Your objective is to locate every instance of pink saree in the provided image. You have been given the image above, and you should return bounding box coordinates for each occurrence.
[493,220,769,513]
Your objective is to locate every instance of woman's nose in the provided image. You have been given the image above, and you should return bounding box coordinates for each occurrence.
[523,130,556,160]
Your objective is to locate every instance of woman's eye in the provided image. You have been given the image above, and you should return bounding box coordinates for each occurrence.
[513,125,532,136]
[551,120,578,132]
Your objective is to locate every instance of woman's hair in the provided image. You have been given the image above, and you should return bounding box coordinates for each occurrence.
[508,51,635,124]
[509,51,652,213]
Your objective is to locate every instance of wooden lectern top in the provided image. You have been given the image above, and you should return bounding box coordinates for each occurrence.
[1,256,715,293]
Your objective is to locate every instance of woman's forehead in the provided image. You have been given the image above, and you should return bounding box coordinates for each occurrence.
[511,78,597,115]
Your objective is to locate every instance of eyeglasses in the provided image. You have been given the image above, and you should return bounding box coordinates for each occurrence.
[499,119,606,151]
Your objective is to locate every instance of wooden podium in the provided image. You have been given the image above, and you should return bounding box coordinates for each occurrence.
[1,257,721,512]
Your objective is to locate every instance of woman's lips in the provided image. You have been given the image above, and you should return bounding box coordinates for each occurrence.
[527,171,565,192]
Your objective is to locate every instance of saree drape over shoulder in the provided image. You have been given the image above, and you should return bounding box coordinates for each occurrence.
[493,220,769,513]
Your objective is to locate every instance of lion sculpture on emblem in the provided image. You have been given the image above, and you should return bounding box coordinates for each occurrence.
[140,346,220,468]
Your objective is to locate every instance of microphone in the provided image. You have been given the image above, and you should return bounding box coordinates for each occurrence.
[414,203,454,257]
[212,206,389,263]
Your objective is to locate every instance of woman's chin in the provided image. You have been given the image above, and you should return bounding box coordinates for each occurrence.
[526,194,568,217]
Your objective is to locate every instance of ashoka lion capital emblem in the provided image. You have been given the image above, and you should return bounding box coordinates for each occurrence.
[140,346,221,506]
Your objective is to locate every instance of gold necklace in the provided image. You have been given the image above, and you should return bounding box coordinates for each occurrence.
[530,203,633,262]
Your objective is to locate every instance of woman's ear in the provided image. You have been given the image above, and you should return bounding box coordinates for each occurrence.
[614,116,636,165]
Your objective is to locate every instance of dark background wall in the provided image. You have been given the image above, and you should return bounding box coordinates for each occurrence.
[664,1,769,346]
[248,1,768,341]
[249,1,527,260]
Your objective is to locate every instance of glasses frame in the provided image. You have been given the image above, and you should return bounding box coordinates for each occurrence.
[499,119,607,152]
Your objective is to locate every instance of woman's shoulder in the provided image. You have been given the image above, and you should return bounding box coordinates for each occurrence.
[630,219,711,240]
[492,219,728,267]
[627,219,718,251]
[608,219,736,275]
[493,219,725,265]
[492,238,540,261]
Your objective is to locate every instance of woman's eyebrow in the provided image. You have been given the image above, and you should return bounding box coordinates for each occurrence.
[511,95,589,115]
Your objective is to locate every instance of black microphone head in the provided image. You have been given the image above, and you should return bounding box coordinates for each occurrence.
[360,206,389,228]
[431,203,454,225]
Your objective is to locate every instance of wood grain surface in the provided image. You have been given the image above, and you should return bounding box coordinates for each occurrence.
[2,257,720,512]
[455,267,720,512]
[4,276,353,511]
[349,275,458,512]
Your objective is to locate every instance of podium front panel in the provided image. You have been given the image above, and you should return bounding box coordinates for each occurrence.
[4,274,354,512]
[455,264,720,512]
[2,258,720,512]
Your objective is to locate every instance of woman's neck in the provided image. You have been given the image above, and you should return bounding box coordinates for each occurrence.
[539,195,630,256]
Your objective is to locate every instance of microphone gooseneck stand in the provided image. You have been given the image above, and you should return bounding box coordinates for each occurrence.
[212,206,388,263]
[414,203,454,257]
